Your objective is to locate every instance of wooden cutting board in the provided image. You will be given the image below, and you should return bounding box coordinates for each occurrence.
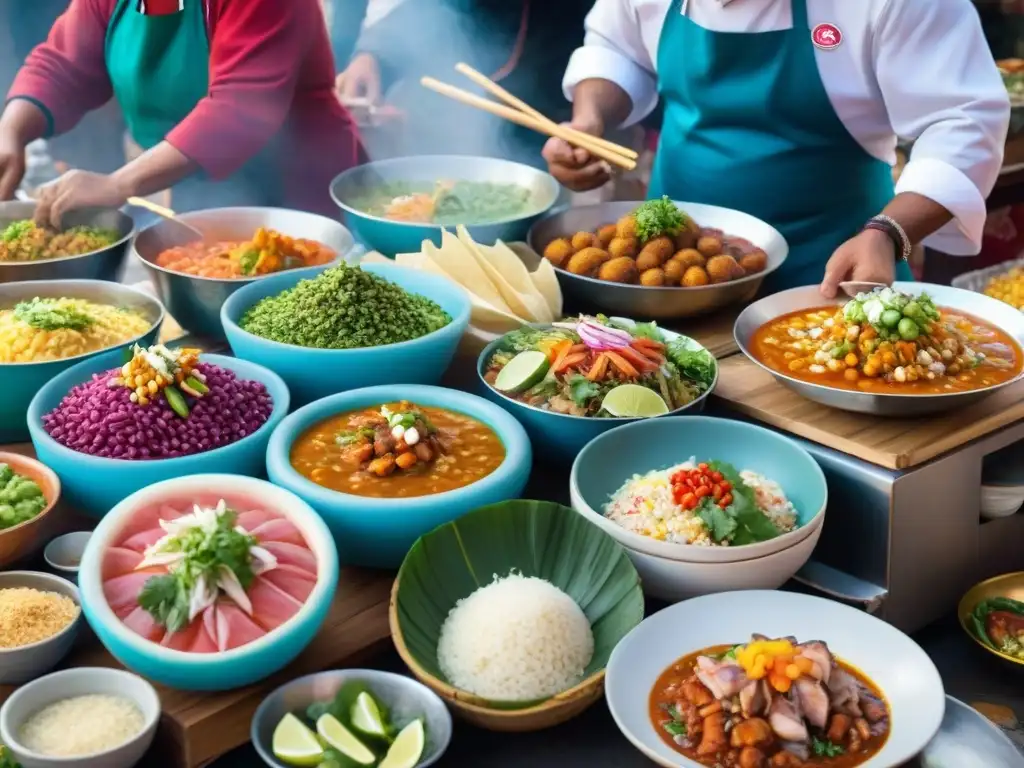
[712,354,1024,469]
[664,307,741,360]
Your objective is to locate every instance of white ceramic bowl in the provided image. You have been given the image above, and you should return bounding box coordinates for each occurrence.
[0,667,160,768]
[623,522,823,602]
[605,590,945,768]
[0,571,82,684]
[980,484,1024,520]
[43,531,93,576]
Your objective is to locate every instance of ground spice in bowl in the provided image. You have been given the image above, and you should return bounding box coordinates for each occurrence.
[0,587,79,648]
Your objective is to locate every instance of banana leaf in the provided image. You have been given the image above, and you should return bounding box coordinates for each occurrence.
[394,499,644,710]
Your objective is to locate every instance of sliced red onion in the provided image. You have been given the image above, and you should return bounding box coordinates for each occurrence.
[578,320,631,350]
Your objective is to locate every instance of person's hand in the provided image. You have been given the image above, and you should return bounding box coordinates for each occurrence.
[336,53,382,103]
[541,116,611,192]
[0,136,26,201]
[820,228,897,298]
[34,170,129,229]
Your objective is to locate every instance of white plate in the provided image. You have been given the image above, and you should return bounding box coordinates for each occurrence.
[605,590,945,767]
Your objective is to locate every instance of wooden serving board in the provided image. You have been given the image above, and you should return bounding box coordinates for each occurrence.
[664,307,741,360]
[711,354,1024,470]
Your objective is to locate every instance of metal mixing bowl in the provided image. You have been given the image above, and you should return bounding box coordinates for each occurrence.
[911,696,1024,767]
[734,282,1024,416]
[527,201,788,320]
[132,206,354,338]
[0,201,134,284]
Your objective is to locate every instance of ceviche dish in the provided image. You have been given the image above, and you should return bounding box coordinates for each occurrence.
[482,316,716,418]
[651,635,890,767]
[751,287,1022,394]
[967,595,1024,661]
[348,179,535,225]
[155,228,335,279]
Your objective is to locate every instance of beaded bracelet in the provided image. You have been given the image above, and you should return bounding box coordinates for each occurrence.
[862,215,911,262]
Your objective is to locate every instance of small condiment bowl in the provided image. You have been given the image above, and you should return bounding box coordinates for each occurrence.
[252,669,452,768]
[0,667,160,768]
[0,571,82,684]
[0,453,62,569]
[43,531,92,578]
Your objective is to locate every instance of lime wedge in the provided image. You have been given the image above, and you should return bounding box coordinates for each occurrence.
[601,384,669,418]
[350,690,389,740]
[273,713,325,767]
[316,714,376,765]
[378,719,426,768]
[493,350,550,393]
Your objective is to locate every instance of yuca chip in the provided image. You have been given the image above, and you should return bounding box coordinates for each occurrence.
[455,225,552,323]
[505,241,563,319]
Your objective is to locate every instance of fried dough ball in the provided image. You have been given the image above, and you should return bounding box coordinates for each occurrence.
[598,256,639,284]
[616,214,637,240]
[640,268,666,286]
[638,236,674,264]
[571,231,599,250]
[674,227,698,251]
[739,249,768,274]
[697,235,723,258]
[663,258,685,285]
[543,238,574,268]
[671,249,706,270]
[682,265,710,287]
[608,236,639,260]
[596,223,618,246]
[566,247,610,276]
[706,253,743,283]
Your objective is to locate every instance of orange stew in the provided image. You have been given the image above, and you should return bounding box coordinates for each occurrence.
[751,305,1022,394]
[289,403,505,498]
[155,228,334,278]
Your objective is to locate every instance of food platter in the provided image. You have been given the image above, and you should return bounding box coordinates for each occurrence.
[957,572,1024,669]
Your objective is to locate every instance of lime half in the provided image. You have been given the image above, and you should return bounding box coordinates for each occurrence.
[378,719,426,768]
[273,713,324,767]
[316,714,376,765]
[350,690,389,740]
[493,350,550,393]
[602,384,669,418]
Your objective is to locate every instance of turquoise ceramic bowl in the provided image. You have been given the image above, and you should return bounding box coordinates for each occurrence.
[476,323,718,462]
[329,155,561,256]
[78,475,339,691]
[0,280,164,443]
[266,385,532,568]
[221,262,472,407]
[26,350,290,518]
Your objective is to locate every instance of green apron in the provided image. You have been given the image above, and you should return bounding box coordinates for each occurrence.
[105,0,280,210]
[648,0,913,292]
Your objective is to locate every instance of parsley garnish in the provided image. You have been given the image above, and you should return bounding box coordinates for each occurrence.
[568,374,601,407]
[13,298,94,331]
[634,196,687,242]
[138,574,190,633]
[692,461,781,545]
[812,737,845,757]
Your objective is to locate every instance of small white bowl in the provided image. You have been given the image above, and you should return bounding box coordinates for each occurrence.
[624,522,823,602]
[0,571,82,685]
[43,532,92,576]
[980,484,1024,520]
[0,667,160,768]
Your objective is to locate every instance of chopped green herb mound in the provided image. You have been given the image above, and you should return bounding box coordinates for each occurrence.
[0,464,46,530]
[13,297,95,331]
[239,263,451,349]
[812,736,845,758]
[634,196,688,242]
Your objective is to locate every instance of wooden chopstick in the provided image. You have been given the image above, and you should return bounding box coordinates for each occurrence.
[454,62,639,162]
[127,197,178,220]
[420,77,636,171]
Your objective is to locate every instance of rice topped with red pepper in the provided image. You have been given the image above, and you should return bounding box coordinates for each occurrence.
[603,459,797,547]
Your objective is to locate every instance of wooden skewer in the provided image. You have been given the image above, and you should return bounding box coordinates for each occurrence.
[454,62,639,161]
[127,197,205,239]
[420,77,636,171]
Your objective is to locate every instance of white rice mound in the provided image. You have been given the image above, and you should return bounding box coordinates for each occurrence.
[436,572,594,701]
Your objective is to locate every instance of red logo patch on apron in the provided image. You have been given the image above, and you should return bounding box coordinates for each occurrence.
[136,0,184,14]
[811,23,842,50]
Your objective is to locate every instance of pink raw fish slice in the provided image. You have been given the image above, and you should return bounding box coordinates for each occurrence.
[103,568,164,612]
[249,519,306,546]
[214,602,267,652]
[102,546,144,579]
[119,527,166,553]
[190,617,218,654]
[262,565,316,603]
[236,509,279,532]
[122,607,164,641]
[248,576,303,631]
[161,620,199,652]
[261,541,317,574]
[116,503,184,544]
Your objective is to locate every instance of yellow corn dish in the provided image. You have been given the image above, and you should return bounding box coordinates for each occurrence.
[0,297,152,363]
[983,267,1024,310]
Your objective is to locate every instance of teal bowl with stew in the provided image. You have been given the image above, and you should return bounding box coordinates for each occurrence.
[266,384,532,568]
[26,350,290,518]
[329,156,561,256]
[221,261,472,407]
[0,280,164,443]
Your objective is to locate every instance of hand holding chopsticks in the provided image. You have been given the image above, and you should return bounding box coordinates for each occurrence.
[420,65,637,172]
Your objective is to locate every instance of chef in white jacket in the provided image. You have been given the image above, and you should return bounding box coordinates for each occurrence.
[542,0,1011,295]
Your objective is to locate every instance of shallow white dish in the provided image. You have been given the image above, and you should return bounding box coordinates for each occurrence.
[624,521,822,602]
[605,590,945,768]
[43,531,92,576]
[980,484,1024,520]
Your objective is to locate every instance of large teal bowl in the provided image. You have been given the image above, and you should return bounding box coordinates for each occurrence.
[0,279,164,443]
[78,474,339,691]
[266,385,532,568]
[221,262,472,407]
[26,350,290,518]
[329,155,561,256]
[476,322,718,462]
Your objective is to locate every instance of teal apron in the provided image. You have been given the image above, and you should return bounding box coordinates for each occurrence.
[648,0,913,292]
[105,0,282,211]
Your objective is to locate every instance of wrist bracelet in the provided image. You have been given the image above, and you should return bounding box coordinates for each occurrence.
[862,215,911,262]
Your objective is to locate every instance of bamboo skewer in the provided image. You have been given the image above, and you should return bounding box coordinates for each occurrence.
[127,196,205,239]
[420,76,637,171]
[453,62,638,161]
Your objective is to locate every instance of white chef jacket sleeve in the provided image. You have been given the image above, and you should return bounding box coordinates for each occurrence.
[562,0,660,127]
[874,0,1010,255]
